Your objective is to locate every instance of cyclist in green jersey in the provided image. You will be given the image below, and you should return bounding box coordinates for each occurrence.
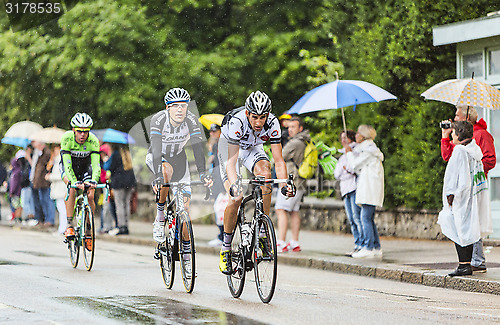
[61,113,101,240]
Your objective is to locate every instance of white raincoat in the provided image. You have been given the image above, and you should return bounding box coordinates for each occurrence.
[346,139,384,207]
[438,139,492,247]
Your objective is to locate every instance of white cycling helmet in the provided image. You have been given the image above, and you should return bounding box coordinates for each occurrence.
[70,112,93,128]
[164,88,191,105]
[245,91,272,115]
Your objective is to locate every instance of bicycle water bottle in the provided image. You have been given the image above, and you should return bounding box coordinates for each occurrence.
[241,224,251,247]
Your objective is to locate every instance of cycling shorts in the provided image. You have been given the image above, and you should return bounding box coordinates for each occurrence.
[145,151,191,196]
[59,159,93,183]
[217,136,269,183]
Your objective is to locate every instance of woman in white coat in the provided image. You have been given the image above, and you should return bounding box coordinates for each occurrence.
[343,125,384,258]
[438,121,491,276]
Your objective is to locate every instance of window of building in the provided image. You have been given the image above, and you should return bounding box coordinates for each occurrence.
[489,48,500,75]
[462,52,484,78]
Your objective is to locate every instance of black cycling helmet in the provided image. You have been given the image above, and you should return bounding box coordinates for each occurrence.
[245,91,272,115]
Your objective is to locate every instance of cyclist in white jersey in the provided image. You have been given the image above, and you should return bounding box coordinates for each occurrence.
[218,90,295,274]
[147,88,212,243]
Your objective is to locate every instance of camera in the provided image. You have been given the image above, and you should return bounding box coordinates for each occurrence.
[439,121,452,129]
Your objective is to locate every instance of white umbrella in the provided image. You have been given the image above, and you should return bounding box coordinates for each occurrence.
[4,121,43,139]
[30,127,67,144]
[421,77,500,110]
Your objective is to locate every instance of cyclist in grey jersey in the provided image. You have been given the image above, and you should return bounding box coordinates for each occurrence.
[148,88,212,243]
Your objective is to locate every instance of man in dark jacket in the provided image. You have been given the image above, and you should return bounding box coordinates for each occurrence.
[104,144,137,235]
[275,116,310,253]
[32,141,55,226]
[440,105,496,273]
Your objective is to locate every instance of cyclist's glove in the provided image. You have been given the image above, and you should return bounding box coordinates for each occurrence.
[87,180,97,186]
[152,176,164,188]
[229,182,242,197]
[200,173,213,185]
[281,182,296,197]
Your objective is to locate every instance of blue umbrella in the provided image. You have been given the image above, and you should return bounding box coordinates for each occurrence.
[91,128,136,144]
[288,79,397,131]
[1,137,31,148]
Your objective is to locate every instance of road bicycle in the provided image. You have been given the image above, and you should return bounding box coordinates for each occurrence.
[64,182,109,271]
[154,180,210,293]
[227,174,294,303]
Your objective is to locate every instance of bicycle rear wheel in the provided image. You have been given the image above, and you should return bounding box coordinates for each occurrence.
[227,222,246,298]
[82,206,95,271]
[159,220,175,289]
[178,211,195,293]
[253,214,277,303]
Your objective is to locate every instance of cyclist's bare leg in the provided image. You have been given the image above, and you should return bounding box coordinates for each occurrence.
[85,188,96,235]
[154,162,173,222]
[222,179,241,234]
[65,188,77,227]
[87,188,96,216]
[253,160,272,216]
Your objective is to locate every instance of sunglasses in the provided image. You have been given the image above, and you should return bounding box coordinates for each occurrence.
[168,102,188,109]
[75,128,90,133]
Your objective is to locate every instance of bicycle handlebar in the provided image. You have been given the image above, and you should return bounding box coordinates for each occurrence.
[65,182,110,201]
[241,173,294,186]
[157,180,212,201]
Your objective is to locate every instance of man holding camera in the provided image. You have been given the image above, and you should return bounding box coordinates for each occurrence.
[440,105,496,273]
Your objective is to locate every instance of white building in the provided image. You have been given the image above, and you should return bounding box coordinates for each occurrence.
[433,12,500,238]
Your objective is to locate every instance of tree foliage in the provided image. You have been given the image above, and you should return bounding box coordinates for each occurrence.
[0,0,498,208]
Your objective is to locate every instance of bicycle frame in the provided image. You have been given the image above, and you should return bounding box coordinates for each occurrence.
[154,180,210,293]
[64,182,109,271]
[227,174,293,303]
[66,184,109,245]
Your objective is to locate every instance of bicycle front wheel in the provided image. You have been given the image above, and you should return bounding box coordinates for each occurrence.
[227,222,246,298]
[159,220,175,289]
[178,211,195,293]
[253,214,277,303]
[82,206,95,271]
[68,235,79,268]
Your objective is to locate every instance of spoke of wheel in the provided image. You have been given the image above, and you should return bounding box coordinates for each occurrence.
[179,211,195,293]
[253,214,277,303]
[227,222,246,298]
[82,206,95,271]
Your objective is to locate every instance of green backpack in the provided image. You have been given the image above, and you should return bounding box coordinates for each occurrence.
[316,141,338,178]
[298,141,318,179]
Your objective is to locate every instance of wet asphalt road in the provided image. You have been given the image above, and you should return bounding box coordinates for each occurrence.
[1,226,500,324]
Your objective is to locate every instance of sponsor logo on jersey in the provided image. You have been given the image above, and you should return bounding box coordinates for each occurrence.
[163,134,189,142]
[260,135,270,141]
[71,151,90,158]
[235,131,241,137]
[271,130,279,137]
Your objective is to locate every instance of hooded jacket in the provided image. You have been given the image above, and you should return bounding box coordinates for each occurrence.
[9,158,22,197]
[282,129,310,190]
[345,139,384,207]
[438,139,491,246]
[441,118,496,175]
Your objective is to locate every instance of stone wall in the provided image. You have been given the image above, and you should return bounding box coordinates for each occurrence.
[135,191,445,240]
[292,197,445,240]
